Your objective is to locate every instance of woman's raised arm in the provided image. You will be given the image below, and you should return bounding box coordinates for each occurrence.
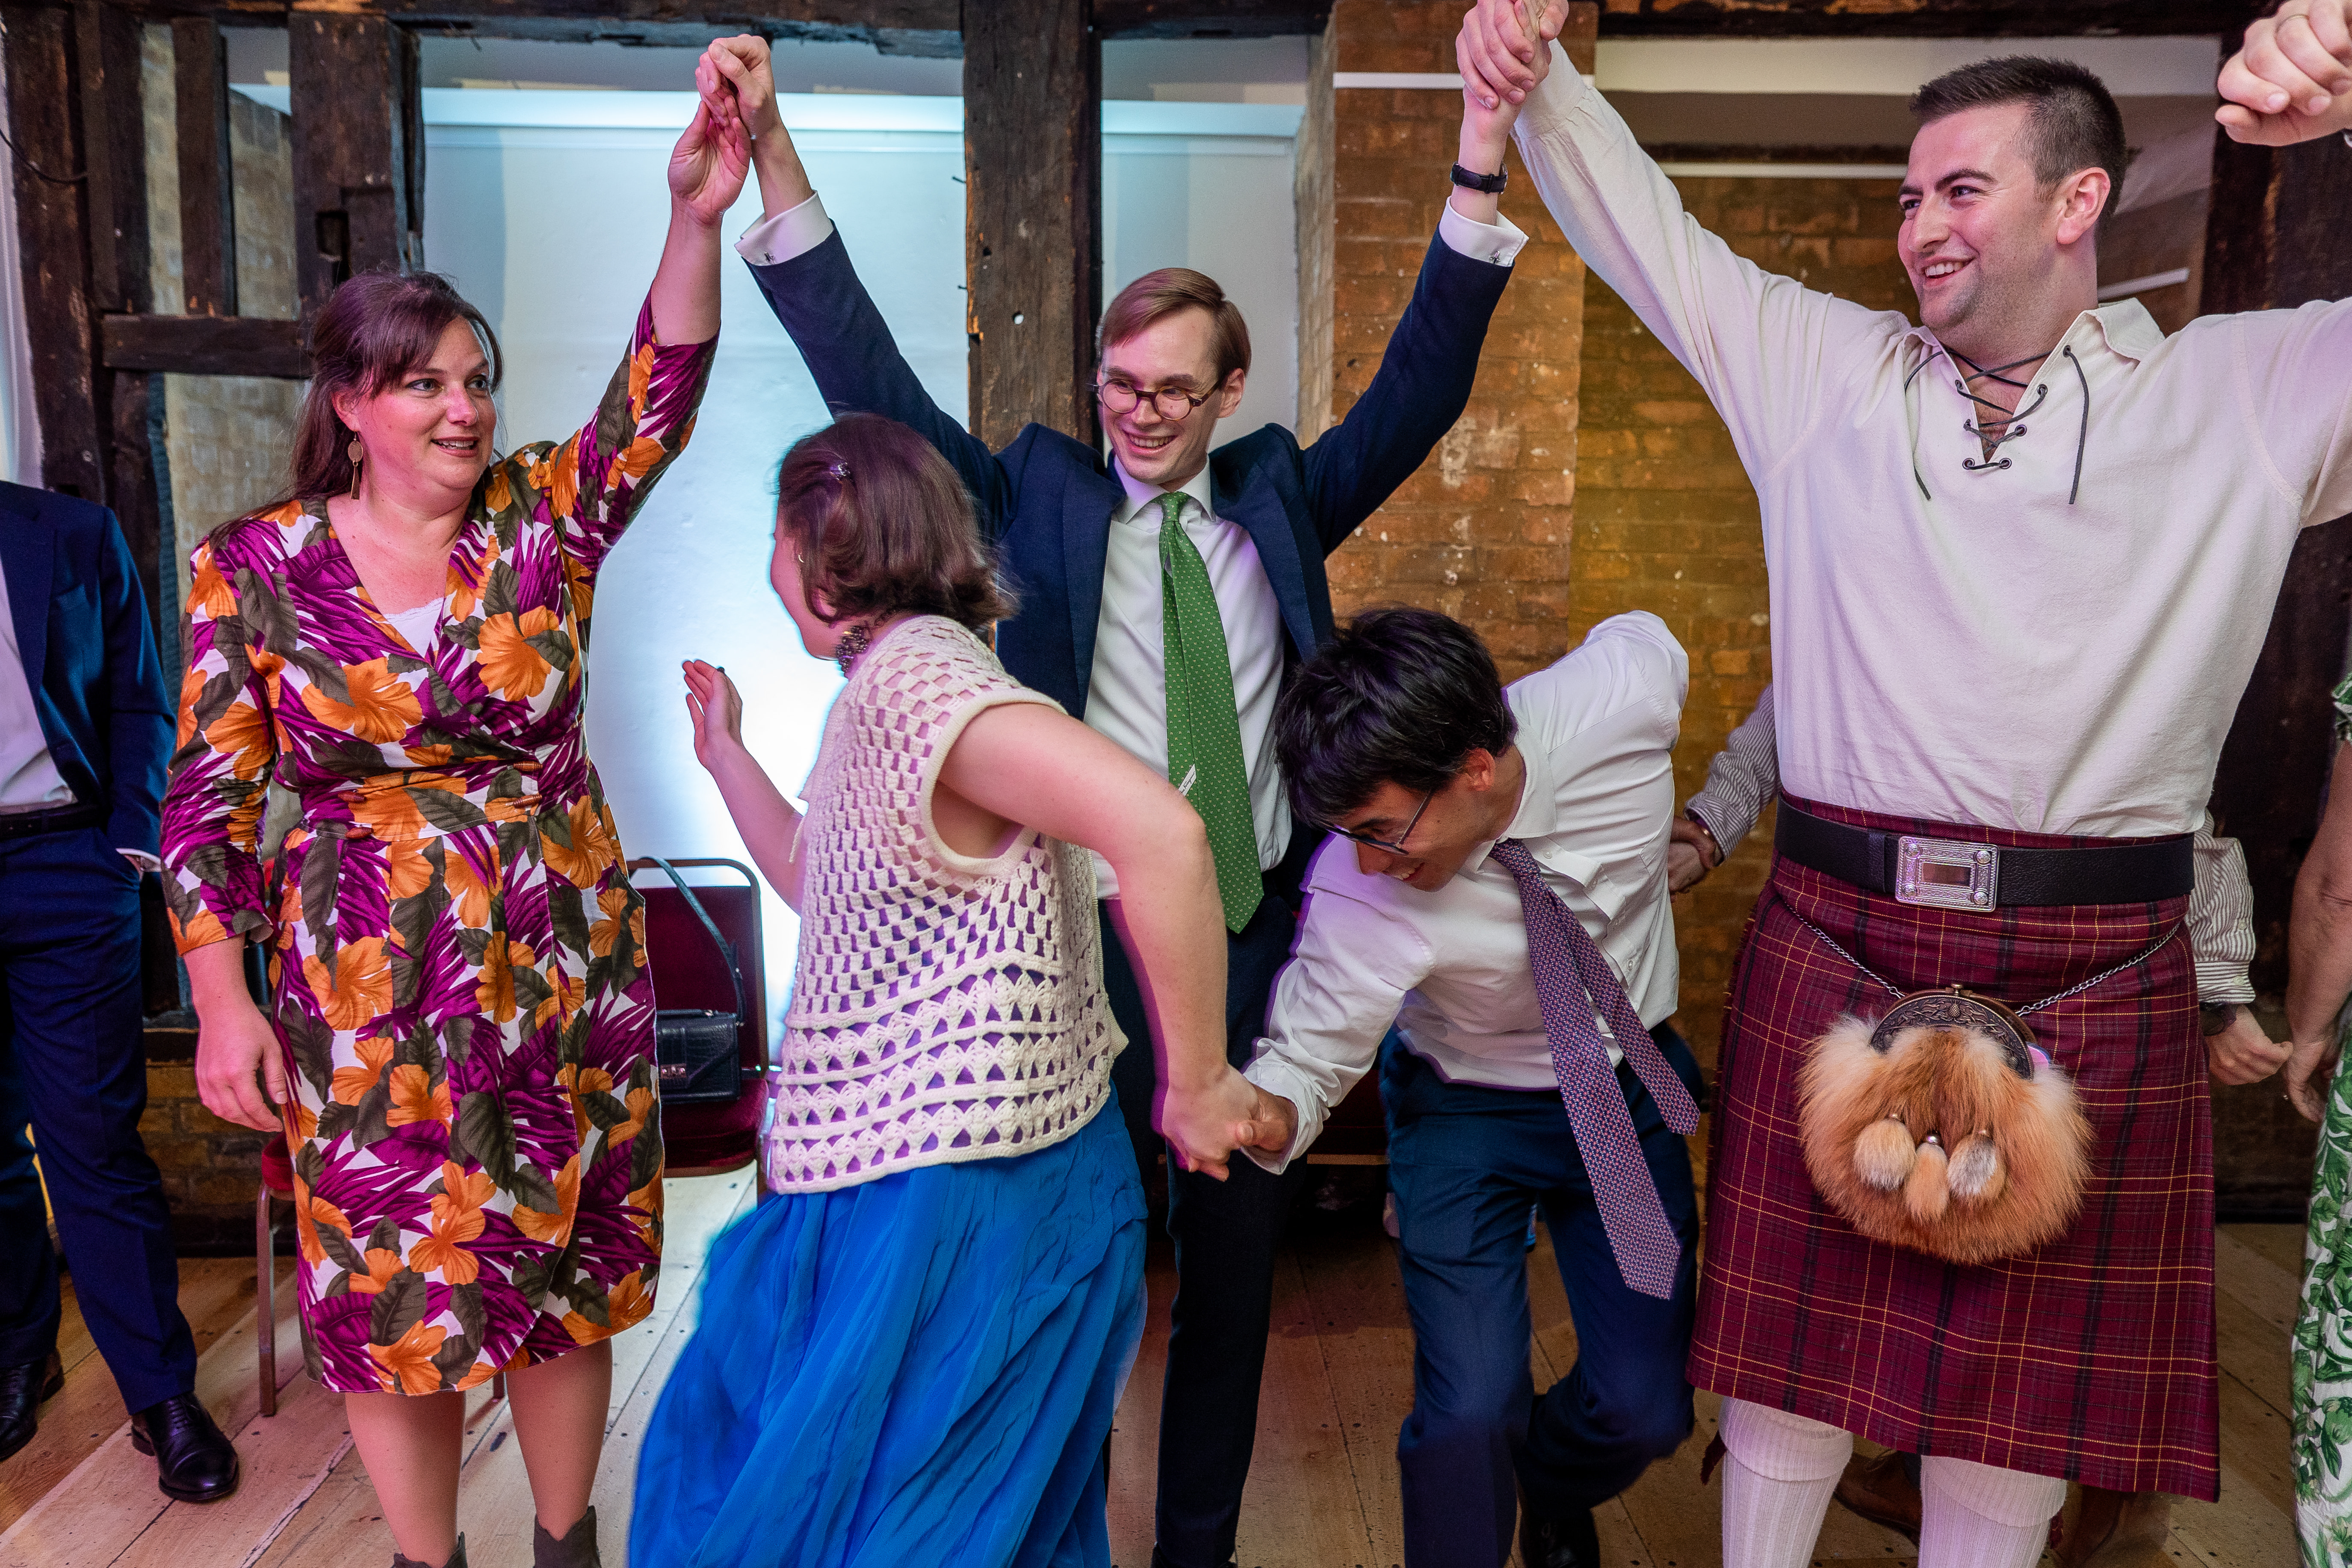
[934,701,1282,1178]
[648,66,749,346]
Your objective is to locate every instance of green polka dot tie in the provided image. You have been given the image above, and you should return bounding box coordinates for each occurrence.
[1158,491,1262,933]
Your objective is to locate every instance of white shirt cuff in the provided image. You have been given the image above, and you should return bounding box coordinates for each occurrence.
[118,848,160,874]
[736,190,836,268]
[1241,1050,1328,1176]
[1438,200,1528,266]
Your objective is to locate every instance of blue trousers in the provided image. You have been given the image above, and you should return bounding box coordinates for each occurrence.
[1382,1029,1702,1568]
[0,825,194,1410]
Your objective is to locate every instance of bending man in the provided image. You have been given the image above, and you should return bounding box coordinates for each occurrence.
[1243,607,1700,1568]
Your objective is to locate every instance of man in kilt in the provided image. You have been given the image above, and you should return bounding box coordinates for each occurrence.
[1454,2,2352,1563]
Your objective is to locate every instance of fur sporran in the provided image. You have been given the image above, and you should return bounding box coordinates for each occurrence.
[1796,987,2091,1265]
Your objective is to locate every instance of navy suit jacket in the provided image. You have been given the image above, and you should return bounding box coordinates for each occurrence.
[0,482,173,856]
[748,231,1513,774]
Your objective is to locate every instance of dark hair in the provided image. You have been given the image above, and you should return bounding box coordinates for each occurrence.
[776,413,1016,632]
[281,270,501,504]
[1909,56,2129,213]
[1273,607,1517,827]
[1097,267,1251,384]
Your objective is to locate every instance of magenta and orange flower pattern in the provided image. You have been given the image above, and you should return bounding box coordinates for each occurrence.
[160,299,712,1395]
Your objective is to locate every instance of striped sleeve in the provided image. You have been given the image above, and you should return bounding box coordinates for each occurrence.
[1685,682,1777,857]
[2189,813,2255,1006]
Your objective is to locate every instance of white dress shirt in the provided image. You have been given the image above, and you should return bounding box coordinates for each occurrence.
[0,550,76,813]
[738,186,1531,896]
[1243,612,1689,1172]
[1682,681,2258,1003]
[1513,46,2352,840]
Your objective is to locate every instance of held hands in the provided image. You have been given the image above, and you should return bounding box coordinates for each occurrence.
[682,658,747,772]
[1666,815,1723,895]
[2207,1006,2292,1087]
[2288,1029,2343,1122]
[701,35,783,147]
[1158,1066,1299,1181]
[1457,0,1570,113]
[670,53,753,226]
[2218,1,2352,145]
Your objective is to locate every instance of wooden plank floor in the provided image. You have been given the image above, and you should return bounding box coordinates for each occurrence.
[1,1194,2299,1568]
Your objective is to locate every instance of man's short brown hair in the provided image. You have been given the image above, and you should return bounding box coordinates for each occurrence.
[1097,268,1251,385]
[1909,56,2129,213]
[777,413,1016,633]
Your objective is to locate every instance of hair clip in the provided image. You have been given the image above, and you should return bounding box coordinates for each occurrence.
[827,459,850,481]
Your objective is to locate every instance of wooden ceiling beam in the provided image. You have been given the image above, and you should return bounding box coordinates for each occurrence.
[1591,1,2257,38]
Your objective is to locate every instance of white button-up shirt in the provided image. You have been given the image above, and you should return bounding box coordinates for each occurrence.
[1514,46,2352,839]
[0,551,76,812]
[1242,611,1688,1171]
[738,190,1530,894]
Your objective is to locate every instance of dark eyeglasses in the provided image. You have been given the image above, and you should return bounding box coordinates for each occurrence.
[1322,787,1435,856]
[1096,377,1217,422]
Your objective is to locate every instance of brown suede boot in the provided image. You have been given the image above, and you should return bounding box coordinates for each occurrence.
[390,1537,465,1568]
[1832,1450,1923,1542]
[2056,1487,2172,1568]
[534,1505,603,1568]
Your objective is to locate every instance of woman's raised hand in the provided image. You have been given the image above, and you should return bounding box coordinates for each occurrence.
[683,658,747,772]
[668,60,751,227]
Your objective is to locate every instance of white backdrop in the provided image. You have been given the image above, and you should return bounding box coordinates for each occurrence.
[399,90,1299,1034]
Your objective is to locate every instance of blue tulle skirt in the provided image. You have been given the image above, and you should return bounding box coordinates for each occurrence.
[628,1096,1147,1568]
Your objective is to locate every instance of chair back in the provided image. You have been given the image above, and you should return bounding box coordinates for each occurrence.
[629,858,769,1174]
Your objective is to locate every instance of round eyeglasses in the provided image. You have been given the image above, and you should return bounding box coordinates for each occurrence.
[1096,377,1217,423]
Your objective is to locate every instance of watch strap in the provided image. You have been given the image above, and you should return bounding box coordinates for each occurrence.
[1449,162,1508,195]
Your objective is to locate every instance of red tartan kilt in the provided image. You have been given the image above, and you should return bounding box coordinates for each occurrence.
[1690,796,2219,1499]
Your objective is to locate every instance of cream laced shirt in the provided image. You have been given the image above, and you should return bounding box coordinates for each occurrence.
[765,617,1123,1192]
[1514,45,2352,839]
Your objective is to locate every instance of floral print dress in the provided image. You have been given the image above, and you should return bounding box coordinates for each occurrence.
[161,300,714,1395]
[2297,668,2352,1562]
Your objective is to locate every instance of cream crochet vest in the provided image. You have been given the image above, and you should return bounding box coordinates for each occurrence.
[765,616,1124,1192]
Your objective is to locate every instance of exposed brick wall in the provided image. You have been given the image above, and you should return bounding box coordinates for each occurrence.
[1571,174,1913,1064]
[1307,1,1597,681]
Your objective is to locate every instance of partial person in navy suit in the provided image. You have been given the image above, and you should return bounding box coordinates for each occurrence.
[0,481,238,1500]
[699,35,1528,1567]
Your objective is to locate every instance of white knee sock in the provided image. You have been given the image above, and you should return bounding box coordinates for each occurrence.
[1918,1456,2068,1568]
[1718,1399,1856,1568]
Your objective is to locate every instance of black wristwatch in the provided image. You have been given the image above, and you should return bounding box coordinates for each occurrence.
[1450,162,1508,195]
[2199,1001,2241,1037]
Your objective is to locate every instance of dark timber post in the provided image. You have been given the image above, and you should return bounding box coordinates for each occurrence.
[962,0,1101,449]
[2199,107,2352,1212]
[172,16,236,317]
[290,9,425,320]
[2,5,104,503]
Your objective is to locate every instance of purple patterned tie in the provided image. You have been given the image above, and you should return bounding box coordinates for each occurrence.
[1489,838,1700,1300]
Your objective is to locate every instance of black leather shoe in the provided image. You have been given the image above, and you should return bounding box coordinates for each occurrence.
[1518,1499,1601,1568]
[0,1352,65,1464]
[129,1393,240,1502]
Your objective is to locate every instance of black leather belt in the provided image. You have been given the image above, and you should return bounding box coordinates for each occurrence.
[1773,800,2192,910]
[0,802,103,841]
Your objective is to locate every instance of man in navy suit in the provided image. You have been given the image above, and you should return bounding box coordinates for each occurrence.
[0,481,238,1500]
[702,37,1528,1566]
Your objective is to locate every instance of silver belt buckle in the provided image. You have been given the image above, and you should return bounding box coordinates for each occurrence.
[1894,835,1999,910]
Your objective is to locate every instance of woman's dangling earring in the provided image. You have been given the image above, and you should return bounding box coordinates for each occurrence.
[346,438,364,499]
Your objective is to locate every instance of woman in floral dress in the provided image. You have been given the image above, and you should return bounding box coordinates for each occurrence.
[161,74,744,1568]
[2290,668,2352,1565]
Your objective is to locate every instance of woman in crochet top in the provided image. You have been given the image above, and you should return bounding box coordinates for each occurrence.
[629,412,1281,1568]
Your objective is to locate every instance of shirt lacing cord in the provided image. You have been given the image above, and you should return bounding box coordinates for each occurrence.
[1928,342,2093,504]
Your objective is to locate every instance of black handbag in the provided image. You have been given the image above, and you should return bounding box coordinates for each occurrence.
[647,856,753,1105]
